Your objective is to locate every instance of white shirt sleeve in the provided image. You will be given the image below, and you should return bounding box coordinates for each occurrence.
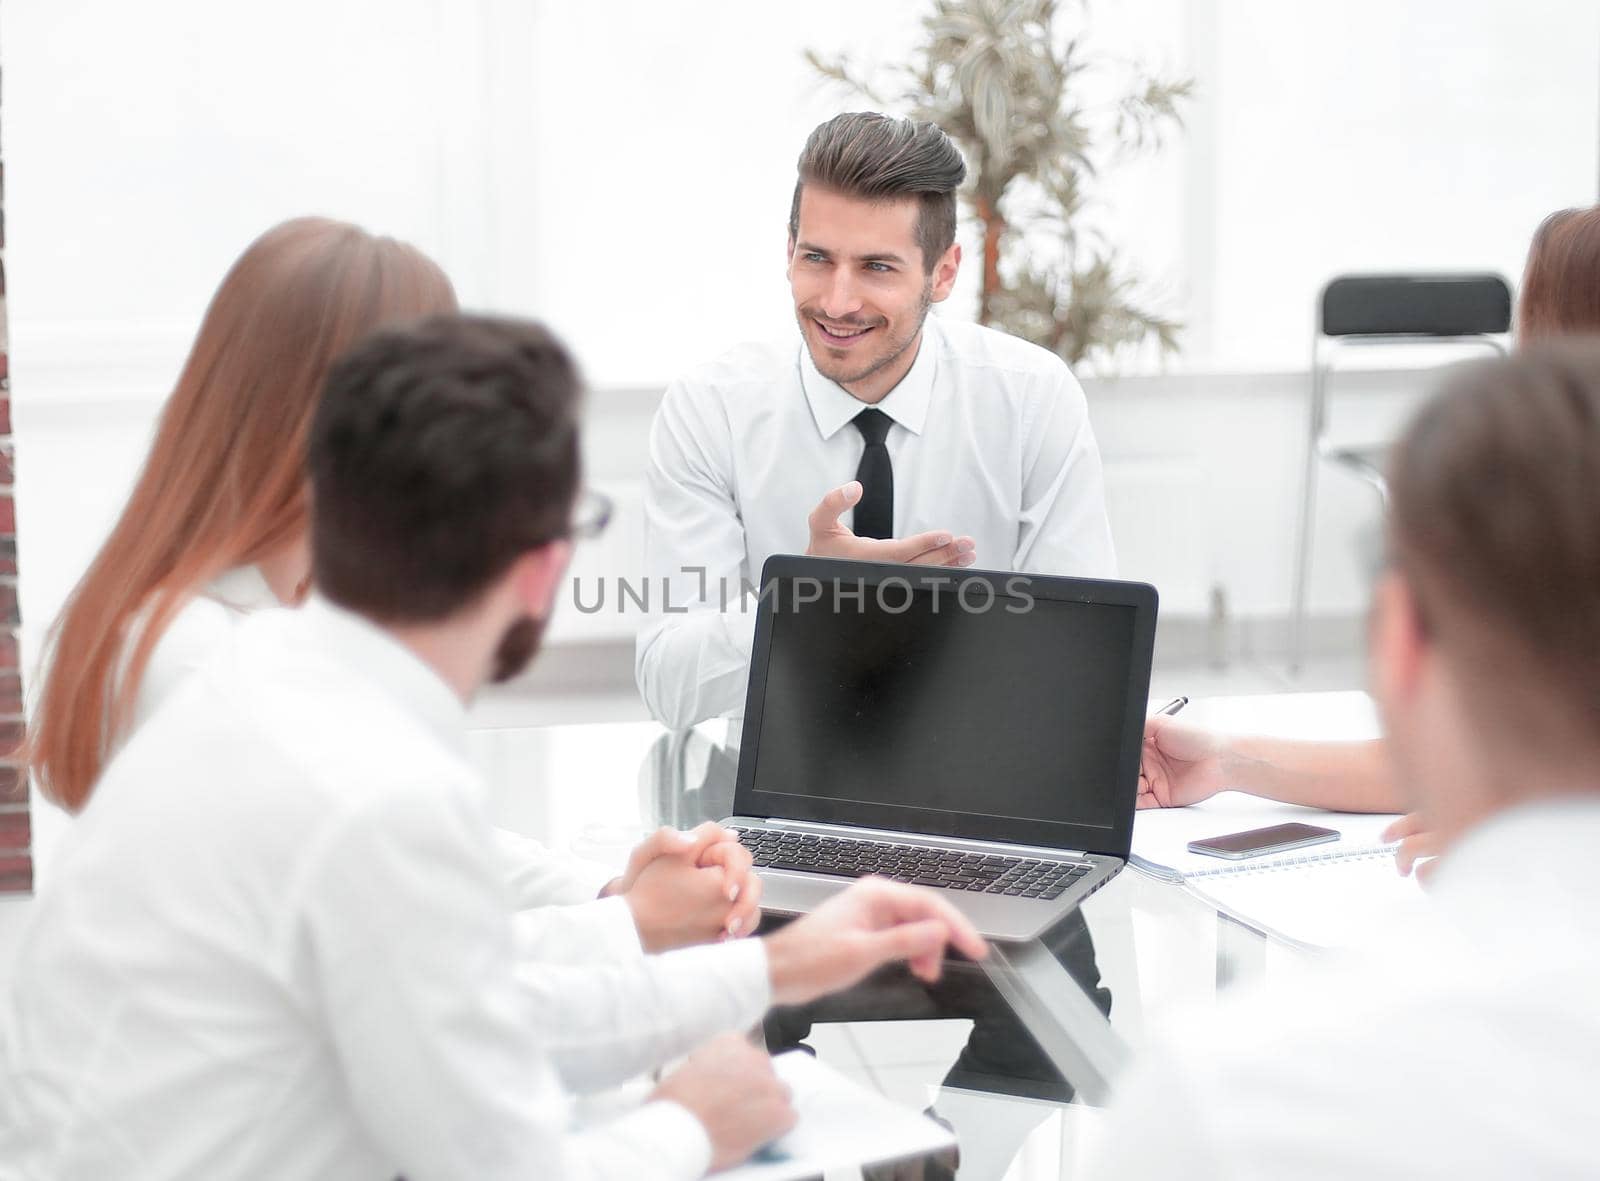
[634,376,759,730]
[511,896,644,965]
[493,826,618,908]
[515,938,772,1094]
[496,835,772,1094]
[292,782,714,1181]
[1013,368,1118,578]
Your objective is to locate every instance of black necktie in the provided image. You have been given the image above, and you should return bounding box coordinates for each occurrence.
[852,408,894,539]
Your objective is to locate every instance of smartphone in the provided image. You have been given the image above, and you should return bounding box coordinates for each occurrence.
[1187,821,1340,860]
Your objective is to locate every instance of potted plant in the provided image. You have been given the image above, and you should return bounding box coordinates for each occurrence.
[809,0,1193,367]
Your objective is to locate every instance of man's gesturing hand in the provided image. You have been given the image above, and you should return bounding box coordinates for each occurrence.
[651,1034,796,1171]
[805,482,976,567]
[761,878,989,1006]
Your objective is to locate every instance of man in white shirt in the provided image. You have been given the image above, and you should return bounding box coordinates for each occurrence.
[636,112,1117,730]
[0,314,987,1180]
[136,562,769,952]
[1093,342,1600,1178]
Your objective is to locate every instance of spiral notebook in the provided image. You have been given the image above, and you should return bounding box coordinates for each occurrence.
[1130,792,1430,950]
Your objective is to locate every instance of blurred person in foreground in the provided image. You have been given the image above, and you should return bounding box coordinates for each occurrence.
[0,314,986,1179]
[1140,204,1600,877]
[1096,341,1600,1178]
[24,216,762,951]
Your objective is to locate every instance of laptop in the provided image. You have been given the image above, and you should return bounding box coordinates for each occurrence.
[725,555,1157,942]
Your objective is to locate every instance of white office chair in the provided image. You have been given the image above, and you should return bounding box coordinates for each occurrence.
[1289,273,1511,671]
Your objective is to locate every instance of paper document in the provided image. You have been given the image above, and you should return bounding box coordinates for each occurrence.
[1131,790,1398,879]
[1130,791,1429,950]
[717,1051,956,1179]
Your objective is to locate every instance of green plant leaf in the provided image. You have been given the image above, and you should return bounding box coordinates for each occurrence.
[804,0,1192,369]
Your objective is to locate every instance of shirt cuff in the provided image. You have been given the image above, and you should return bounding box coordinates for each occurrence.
[509,896,644,966]
[568,855,624,900]
[586,894,645,959]
[720,935,773,1013]
[494,825,622,908]
[650,934,772,1029]
[722,602,760,671]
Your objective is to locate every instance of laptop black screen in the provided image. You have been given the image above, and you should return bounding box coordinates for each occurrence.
[736,561,1155,855]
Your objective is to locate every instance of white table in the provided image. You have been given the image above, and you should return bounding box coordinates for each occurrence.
[463,689,1400,1179]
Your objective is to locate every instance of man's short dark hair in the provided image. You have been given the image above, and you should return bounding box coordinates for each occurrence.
[310,314,581,623]
[788,112,967,273]
[1388,339,1600,758]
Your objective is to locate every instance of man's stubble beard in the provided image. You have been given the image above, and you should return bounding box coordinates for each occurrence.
[800,280,933,389]
[490,615,546,684]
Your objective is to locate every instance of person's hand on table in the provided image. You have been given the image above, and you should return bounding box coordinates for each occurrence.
[1384,812,1443,886]
[760,877,989,1006]
[699,835,763,937]
[602,823,761,952]
[651,1033,796,1171]
[805,482,976,567]
[1138,715,1229,809]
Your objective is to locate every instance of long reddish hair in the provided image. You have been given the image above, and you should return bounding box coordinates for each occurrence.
[27,217,457,810]
[1518,206,1600,344]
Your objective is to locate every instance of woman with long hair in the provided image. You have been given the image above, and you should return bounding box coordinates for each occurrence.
[25,216,759,944]
[27,217,458,813]
[1138,204,1600,874]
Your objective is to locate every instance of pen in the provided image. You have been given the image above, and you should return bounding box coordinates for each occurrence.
[1155,695,1188,716]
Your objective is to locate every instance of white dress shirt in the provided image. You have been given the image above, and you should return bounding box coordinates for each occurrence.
[1091,796,1600,1180]
[135,567,619,911]
[125,574,769,1091]
[0,600,771,1179]
[129,564,277,733]
[635,313,1117,730]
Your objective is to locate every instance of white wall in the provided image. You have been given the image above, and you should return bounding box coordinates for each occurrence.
[1196,0,1600,368]
[6,0,1596,658]
[523,0,1195,384]
[4,0,523,631]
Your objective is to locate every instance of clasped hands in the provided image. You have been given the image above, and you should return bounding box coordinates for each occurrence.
[600,822,764,952]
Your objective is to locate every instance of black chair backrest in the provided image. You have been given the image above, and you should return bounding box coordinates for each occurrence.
[1320,273,1511,338]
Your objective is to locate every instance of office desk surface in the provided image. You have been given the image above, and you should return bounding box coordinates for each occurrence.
[466,690,1392,1178]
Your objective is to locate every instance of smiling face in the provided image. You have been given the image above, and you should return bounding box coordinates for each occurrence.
[787,185,960,403]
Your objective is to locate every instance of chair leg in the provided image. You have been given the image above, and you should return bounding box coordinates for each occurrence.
[1290,346,1329,674]
[1292,331,1500,673]
[1289,455,1319,674]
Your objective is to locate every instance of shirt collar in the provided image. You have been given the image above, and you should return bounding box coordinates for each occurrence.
[208,564,281,613]
[798,314,939,440]
[297,594,469,758]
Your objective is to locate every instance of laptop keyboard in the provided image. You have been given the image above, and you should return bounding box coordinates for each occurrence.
[732,827,1094,900]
